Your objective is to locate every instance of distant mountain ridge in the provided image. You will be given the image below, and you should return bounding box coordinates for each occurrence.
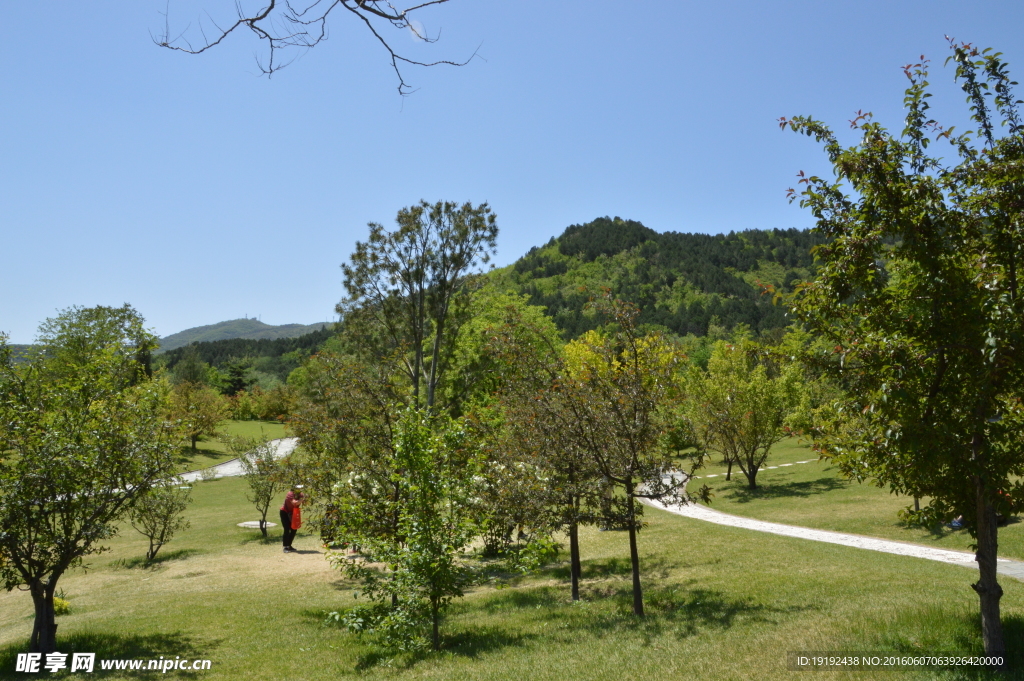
[157,318,330,352]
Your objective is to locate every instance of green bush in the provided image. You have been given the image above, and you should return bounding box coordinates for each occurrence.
[52,597,70,616]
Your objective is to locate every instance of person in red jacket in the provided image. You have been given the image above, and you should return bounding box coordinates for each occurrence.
[280,485,304,553]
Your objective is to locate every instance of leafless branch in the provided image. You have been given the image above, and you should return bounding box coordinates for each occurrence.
[156,0,473,92]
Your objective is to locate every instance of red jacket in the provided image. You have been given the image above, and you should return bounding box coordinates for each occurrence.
[281,490,303,513]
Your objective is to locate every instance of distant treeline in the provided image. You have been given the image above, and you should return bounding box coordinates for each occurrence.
[161,326,333,374]
[507,217,827,338]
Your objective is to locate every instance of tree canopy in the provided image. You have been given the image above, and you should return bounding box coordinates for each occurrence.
[782,39,1024,661]
[0,306,177,653]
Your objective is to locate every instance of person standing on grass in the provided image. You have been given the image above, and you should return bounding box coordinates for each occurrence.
[280,485,304,553]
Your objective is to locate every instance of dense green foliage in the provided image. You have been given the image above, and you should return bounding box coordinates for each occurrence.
[502,217,826,338]
[331,409,481,652]
[783,41,1024,660]
[161,325,333,384]
[0,306,178,654]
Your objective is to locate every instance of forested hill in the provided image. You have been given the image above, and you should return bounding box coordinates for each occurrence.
[496,217,826,338]
[157,318,330,353]
[159,325,334,379]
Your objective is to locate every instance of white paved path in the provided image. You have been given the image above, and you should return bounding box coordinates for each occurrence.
[645,496,1024,582]
[176,437,299,483]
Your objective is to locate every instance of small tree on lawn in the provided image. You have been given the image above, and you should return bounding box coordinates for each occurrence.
[486,305,603,601]
[130,482,193,563]
[560,295,707,616]
[233,436,289,538]
[687,340,802,490]
[332,408,479,652]
[292,353,408,557]
[0,306,176,654]
[781,40,1024,660]
[168,380,228,451]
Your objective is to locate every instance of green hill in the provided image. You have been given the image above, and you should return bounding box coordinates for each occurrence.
[157,318,330,353]
[495,217,825,338]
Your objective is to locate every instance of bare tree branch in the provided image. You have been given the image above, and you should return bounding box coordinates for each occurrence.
[156,0,473,93]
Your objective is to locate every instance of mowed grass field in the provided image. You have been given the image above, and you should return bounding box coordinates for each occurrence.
[686,438,1024,561]
[1,462,1023,680]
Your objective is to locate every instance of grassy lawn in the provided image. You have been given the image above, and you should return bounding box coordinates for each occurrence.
[1,474,1022,679]
[687,438,1024,562]
[173,420,289,472]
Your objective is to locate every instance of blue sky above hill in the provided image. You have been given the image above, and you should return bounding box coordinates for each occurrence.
[2,1,1022,343]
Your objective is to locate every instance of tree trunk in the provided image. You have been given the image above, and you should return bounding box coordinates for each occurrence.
[972,477,1005,664]
[745,467,758,490]
[426,313,445,410]
[431,599,440,651]
[914,497,920,512]
[259,515,268,538]
[569,517,581,601]
[625,482,644,617]
[725,458,733,481]
[29,580,58,654]
[191,434,198,451]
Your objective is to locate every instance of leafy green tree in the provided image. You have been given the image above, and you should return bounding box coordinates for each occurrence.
[486,304,603,601]
[170,346,210,385]
[233,436,290,538]
[332,409,480,652]
[221,359,256,396]
[559,296,706,616]
[687,340,802,490]
[291,353,408,555]
[130,482,193,563]
[0,307,176,654]
[781,40,1024,660]
[167,381,229,450]
[339,200,498,411]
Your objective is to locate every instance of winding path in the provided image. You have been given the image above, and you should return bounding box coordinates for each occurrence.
[644,496,1024,581]
[178,440,1024,581]
[175,437,299,483]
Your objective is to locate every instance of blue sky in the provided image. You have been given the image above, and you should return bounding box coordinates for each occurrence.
[2,1,1022,343]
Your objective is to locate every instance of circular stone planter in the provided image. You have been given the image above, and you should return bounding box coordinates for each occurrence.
[236,521,278,529]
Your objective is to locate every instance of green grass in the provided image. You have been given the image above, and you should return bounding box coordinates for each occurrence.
[687,438,1024,561]
[173,420,289,472]
[1,474,1022,679]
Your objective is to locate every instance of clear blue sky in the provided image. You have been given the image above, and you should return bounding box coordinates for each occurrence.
[2,1,1022,343]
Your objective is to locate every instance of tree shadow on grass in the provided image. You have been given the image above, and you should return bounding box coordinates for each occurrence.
[0,631,216,678]
[724,476,850,503]
[303,605,536,672]
[351,627,537,671]
[173,445,223,470]
[553,584,812,645]
[540,554,681,583]
[112,549,204,570]
[475,582,811,648]
[237,532,282,546]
